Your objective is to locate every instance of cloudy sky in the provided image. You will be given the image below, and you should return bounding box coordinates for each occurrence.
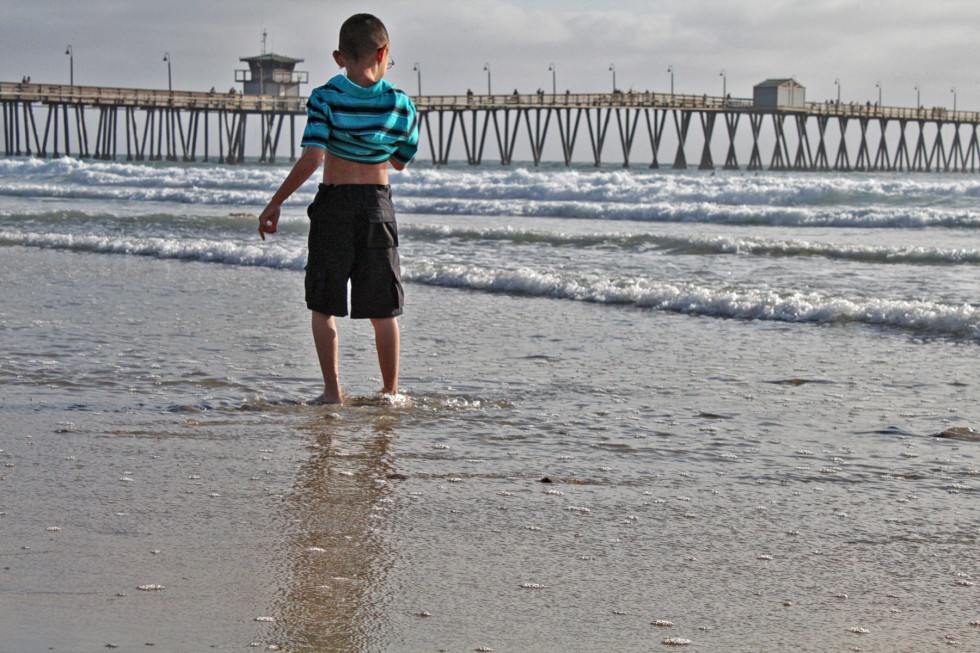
[3,0,979,110]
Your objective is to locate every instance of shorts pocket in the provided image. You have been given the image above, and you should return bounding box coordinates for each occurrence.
[365,208,398,248]
[304,268,322,308]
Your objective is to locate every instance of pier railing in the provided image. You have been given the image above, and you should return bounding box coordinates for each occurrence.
[3,81,980,170]
[0,81,306,112]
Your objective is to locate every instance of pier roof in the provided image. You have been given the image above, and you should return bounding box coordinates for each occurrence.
[239,53,304,64]
[756,78,804,88]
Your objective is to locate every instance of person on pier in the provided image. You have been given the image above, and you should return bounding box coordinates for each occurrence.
[257,13,418,404]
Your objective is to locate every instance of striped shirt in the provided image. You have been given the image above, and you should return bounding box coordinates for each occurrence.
[301,74,419,166]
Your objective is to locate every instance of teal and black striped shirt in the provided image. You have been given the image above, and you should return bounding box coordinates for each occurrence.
[301,74,419,166]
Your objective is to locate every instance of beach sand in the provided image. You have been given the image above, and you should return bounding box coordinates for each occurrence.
[1,246,978,652]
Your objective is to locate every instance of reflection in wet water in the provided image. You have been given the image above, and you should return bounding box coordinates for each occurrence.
[273,413,400,651]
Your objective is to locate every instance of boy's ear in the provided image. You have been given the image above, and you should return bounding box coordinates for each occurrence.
[332,50,345,68]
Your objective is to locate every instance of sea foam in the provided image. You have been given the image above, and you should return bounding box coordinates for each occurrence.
[3,157,978,340]
[3,157,980,228]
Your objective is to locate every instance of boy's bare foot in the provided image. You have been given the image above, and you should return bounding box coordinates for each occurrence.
[305,393,343,406]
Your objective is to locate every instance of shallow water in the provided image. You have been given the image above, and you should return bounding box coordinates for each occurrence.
[2,241,978,651]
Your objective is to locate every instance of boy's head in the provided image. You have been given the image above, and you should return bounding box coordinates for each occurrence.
[337,13,389,64]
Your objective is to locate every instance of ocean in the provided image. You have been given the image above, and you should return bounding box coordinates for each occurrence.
[1,156,978,652]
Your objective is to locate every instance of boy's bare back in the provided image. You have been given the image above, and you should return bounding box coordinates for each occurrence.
[323,152,394,185]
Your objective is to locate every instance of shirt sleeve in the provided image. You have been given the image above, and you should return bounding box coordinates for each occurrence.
[390,103,420,166]
[300,93,331,150]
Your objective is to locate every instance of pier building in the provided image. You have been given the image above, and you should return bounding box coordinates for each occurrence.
[753,79,805,109]
[236,53,308,97]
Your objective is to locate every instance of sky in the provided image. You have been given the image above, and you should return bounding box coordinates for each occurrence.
[3,0,980,111]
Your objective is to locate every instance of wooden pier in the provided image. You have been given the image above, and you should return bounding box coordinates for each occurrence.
[3,81,980,171]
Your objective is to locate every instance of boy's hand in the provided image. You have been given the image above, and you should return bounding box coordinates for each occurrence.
[258,203,280,240]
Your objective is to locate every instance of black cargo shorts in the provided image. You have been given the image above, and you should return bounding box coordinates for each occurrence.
[305,184,404,319]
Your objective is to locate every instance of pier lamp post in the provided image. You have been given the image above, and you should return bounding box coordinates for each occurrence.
[834,78,840,104]
[876,80,882,108]
[413,62,421,96]
[163,52,172,92]
[951,86,957,113]
[65,45,73,86]
[720,69,727,102]
[484,63,491,95]
[549,63,556,97]
[914,83,920,109]
[667,65,674,96]
[609,63,616,93]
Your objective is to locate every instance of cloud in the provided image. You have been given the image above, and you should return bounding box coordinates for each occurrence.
[2,0,980,109]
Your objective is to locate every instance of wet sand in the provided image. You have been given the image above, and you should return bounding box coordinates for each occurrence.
[1,247,978,652]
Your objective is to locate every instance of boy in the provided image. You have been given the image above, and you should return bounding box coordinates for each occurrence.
[258,13,419,404]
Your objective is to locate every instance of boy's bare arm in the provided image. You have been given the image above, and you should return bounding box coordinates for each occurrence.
[258,147,325,240]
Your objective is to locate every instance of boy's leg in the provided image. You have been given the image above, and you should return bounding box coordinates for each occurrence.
[311,310,343,403]
[370,317,400,394]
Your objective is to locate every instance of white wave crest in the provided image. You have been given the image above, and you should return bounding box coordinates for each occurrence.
[5,229,977,338]
[0,231,305,270]
[404,261,980,339]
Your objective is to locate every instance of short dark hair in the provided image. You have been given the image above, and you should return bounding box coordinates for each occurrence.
[338,14,389,62]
